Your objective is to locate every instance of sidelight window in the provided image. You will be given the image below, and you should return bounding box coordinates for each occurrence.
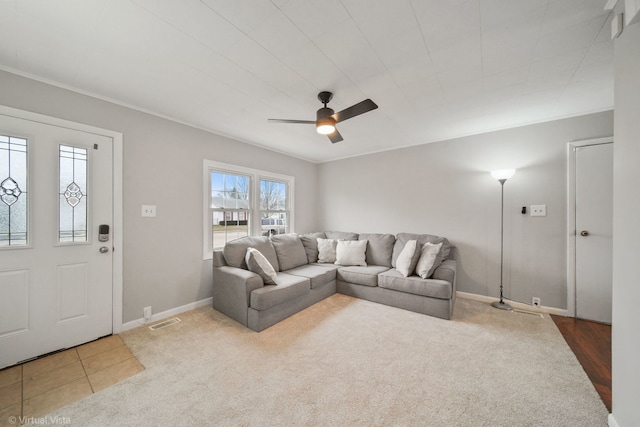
[0,135,28,246]
[59,145,88,243]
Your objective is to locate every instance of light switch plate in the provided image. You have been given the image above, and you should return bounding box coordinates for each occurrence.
[530,205,546,217]
[142,205,156,217]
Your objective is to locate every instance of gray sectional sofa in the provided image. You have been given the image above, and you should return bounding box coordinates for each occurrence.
[212,231,457,332]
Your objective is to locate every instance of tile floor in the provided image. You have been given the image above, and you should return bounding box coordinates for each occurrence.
[0,335,144,426]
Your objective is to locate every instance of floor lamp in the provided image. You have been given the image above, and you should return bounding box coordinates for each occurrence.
[490,169,516,311]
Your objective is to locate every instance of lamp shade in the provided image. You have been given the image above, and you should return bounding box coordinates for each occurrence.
[491,169,516,181]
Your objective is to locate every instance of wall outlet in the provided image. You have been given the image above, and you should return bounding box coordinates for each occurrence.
[141,205,156,217]
[143,306,152,320]
[530,205,547,217]
[532,297,541,307]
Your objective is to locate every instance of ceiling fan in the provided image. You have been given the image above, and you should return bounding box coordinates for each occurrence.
[268,91,378,143]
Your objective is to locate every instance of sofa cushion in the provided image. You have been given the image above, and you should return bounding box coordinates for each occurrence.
[335,240,368,266]
[396,240,417,277]
[378,269,452,300]
[270,234,308,271]
[415,242,443,279]
[337,266,390,287]
[317,238,339,263]
[245,248,278,285]
[359,233,395,267]
[325,231,359,240]
[250,273,310,311]
[223,236,280,271]
[299,232,326,263]
[391,233,450,270]
[286,264,337,289]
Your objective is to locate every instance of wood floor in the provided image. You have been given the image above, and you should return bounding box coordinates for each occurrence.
[551,315,611,412]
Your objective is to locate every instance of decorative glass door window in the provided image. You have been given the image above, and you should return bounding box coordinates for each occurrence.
[0,135,28,246]
[59,145,88,243]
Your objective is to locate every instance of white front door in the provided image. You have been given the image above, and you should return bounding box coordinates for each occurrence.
[0,113,113,368]
[575,142,613,324]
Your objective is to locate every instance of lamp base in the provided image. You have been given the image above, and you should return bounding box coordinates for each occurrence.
[491,300,513,311]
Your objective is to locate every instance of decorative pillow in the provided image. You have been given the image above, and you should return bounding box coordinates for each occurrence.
[317,238,339,263]
[396,240,417,277]
[416,242,444,279]
[391,233,450,269]
[335,240,368,266]
[270,234,308,271]
[245,248,278,285]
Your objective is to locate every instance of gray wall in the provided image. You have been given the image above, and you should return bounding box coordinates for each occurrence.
[317,112,613,309]
[612,17,640,427]
[0,70,318,323]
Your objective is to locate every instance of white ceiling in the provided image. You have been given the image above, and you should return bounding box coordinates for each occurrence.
[0,0,614,163]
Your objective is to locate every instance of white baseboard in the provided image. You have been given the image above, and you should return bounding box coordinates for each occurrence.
[608,414,619,427]
[456,291,569,317]
[121,297,213,332]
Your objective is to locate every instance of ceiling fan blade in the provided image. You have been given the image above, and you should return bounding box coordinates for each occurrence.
[268,119,315,124]
[327,129,343,144]
[333,99,378,123]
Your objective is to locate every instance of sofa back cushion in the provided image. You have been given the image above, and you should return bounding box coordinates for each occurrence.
[325,231,359,240]
[299,232,327,263]
[270,234,308,271]
[358,233,395,267]
[223,236,280,271]
[391,233,450,271]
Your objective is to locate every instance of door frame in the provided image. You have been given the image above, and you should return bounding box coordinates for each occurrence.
[566,136,613,318]
[0,104,124,334]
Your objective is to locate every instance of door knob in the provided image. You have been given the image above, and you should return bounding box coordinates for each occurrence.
[580,230,589,237]
[99,246,110,253]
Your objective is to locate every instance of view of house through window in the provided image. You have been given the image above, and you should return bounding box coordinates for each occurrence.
[260,179,288,237]
[205,161,294,257]
[210,171,251,249]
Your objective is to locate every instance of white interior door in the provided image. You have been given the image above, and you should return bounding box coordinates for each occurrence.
[575,142,613,324]
[0,113,113,368]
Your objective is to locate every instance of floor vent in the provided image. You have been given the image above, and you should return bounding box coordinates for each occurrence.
[149,317,181,330]
[514,309,544,318]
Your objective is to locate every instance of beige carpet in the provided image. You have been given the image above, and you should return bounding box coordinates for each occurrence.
[37,295,608,426]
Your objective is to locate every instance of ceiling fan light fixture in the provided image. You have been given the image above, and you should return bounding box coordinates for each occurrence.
[316,117,336,135]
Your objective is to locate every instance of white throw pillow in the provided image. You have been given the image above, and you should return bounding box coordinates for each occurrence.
[334,240,368,266]
[245,247,278,285]
[317,238,339,263]
[415,242,443,279]
[396,240,417,277]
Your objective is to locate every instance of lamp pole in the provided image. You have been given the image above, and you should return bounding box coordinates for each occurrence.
[490,169,515,311]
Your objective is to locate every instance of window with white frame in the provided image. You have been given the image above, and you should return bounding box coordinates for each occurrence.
[203,160,294,258]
